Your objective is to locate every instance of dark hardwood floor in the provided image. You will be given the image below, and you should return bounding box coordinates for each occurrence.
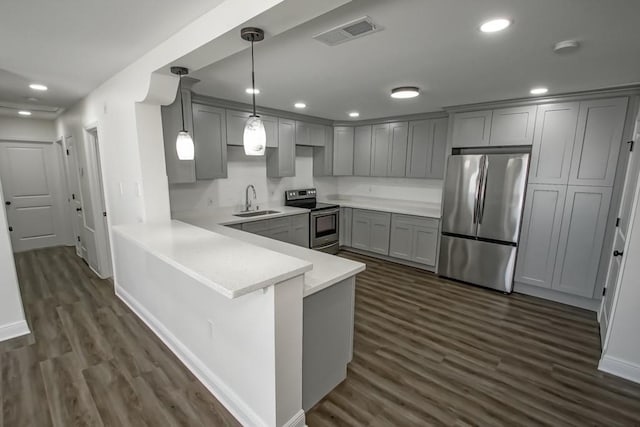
[3,247,640,426]
[0,246,240,427]
[307,251,640,427]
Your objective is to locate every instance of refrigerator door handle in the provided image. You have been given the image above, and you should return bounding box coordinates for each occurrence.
[478,156,489,224]
[473,155,485,225]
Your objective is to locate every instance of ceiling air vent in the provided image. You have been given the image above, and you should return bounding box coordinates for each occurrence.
[313,16,381,46]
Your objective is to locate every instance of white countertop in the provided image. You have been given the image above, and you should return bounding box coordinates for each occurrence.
[179,214,366,297]
[321,195,442,218]
[113,221,313,299]
[176,204,310,226]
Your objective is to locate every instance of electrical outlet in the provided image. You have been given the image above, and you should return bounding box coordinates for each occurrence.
[208,319,215,339]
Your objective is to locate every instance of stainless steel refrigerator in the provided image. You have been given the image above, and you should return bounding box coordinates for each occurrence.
[438,153,529,293]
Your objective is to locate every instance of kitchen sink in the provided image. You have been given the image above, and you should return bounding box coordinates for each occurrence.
[233,210,280,218]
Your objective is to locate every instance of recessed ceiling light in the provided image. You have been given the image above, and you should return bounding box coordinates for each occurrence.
[391,87,420,99]
[479,18,511,33]
[18,110,32,116]
[29,83,48,91]
[294,102,306,109]
[349,112,360,118]
[530,87,549,95]
[246,88,260,94]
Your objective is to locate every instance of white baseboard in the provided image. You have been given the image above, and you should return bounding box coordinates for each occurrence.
[0,320,30,342]
[514,282,601,311]
[599,355,640,384]
[115,284,272,427]
[283,409,306,427]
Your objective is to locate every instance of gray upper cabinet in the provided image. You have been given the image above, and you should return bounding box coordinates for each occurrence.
[406,118,448,179]
[388,122,409,177]
[296,121,325,147]
[161,87,195,184]
[353,125,372,176]
[267,118,296,177]
[333,127,354,176]
[515,184,566,289]
[451,110,492,147]
[489,105,537,146]
[312,126,333,176]
[528,102,580,185]
[568,97,628,187]
[371,124,391,176]
[192,103,227,180]
[226,110,278,148]
[552,186,612,297]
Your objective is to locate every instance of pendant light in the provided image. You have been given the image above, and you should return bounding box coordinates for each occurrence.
[170,66,195,160]
[241,27,266,156]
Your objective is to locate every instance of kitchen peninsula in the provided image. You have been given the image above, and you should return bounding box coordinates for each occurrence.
[112,214,364,426]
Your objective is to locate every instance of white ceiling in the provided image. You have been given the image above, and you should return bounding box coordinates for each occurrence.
[192,0,640,121]
[0,0,223,118]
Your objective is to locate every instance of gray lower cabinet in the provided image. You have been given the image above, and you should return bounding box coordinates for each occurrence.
[351,209,391,255]
[161,86,196,183]
[239,214,309,247]
[267,118,296,177]
[515,184,566,288]
[406,118,448,179]
[389,214,439,267]
[192,103,227,179]
[353,126,372,176]
[568,97,628,187]
[552,186,612,297]
[528,102,580,185]
[339,207,352,247]
[226,109,278,148]
[333,127,354,176]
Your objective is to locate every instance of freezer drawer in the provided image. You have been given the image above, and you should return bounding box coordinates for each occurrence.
[438,235,517,293]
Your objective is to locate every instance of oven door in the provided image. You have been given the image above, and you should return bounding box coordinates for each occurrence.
[310,208,339,249]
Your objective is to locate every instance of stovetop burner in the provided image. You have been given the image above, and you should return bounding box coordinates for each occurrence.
[284,188,339,211]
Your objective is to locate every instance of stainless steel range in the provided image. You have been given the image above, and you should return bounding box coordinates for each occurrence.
[285,188,340,254]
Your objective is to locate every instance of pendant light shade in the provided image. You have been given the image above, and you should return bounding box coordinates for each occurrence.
[243,116,266,155]
[176,131,195,160]
[170,66,195,160]
[241,27,266,156]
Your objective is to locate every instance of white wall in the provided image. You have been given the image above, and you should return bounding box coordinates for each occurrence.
[169,146,337,213]
[0,116,55,142]
[0,176,29,341]
[336,176,443,204]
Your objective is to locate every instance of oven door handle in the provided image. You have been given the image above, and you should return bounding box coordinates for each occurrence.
[311,208,340,217]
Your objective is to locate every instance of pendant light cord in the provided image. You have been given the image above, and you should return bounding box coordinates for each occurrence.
[178,74,186,132]
[251,39,256,117]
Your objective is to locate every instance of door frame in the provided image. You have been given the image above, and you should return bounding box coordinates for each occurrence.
[82,123,112,278]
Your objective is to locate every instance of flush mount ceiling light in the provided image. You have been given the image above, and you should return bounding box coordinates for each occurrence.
[241,27,266,156]
[530,87,549,95]
[294,102,306,109]
[170,66,195,160]
[349,112,360,118]
[29,83,47,91]
[391,86,420,99]
[479,18,511,33]
[18,110,32,116]
[245,88,260,95]
[553,39,580,54]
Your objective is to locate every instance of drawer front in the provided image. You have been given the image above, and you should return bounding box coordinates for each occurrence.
[241,219,270,233]
[392,213,439,229]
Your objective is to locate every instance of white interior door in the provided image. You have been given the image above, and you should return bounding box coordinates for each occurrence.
[62,136,85,257]
[600,115,640,344]
[0,141,67,252]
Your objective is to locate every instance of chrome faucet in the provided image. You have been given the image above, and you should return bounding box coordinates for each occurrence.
[244,185,257,212]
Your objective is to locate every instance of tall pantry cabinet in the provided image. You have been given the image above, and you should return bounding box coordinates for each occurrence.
[515,97,628,300]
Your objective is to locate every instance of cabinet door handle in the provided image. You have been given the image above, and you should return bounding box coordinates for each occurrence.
[613,250,624,257]
[5,201,10,206]
[8,226,13,232]
[76,208,82,212]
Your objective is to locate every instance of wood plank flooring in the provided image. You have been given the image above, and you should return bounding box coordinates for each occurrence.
[3,246,640,426]
[307,251,640,427]
[0,246,240,427]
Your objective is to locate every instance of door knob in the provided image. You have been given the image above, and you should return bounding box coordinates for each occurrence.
[4,201,10,206]
[613,250,624,257]
[8,226,12,232]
